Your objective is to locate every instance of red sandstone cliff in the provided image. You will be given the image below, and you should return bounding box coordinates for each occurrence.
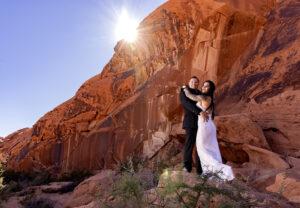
[1,2,299,202]
[215,0,300,158]
[1,0,269,173]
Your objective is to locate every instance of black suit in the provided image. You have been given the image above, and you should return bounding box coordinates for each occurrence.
[180,87,203,174]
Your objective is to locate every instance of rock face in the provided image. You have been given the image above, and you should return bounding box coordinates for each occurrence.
[1,0,300,205]
[215,0,300,158]
[216,0,278,15]
[1,0,268,174]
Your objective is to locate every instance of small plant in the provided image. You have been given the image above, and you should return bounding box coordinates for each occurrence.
[151,158,170,187]
[278,173,289,199]
[0,154,11,202]
[110,173,145,208]
[29,170,51,186]
[118,154,148,174]
[0,158,5,192]
[57,182,78,193]
[59,169,92,183]
[1,169,21,184]
[20,194,54,208]
[19,193,37,205]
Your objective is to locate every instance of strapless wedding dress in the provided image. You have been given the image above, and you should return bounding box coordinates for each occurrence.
[196,103,235,181]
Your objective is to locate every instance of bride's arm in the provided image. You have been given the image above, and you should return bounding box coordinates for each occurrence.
[183,87,205,102]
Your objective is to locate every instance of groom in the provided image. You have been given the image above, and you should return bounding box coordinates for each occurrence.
[180,76,208,174]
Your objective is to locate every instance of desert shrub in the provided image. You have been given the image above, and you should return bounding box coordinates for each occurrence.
[59,169,92,183]
[57,182,78,193]
[0,162,52,202]
[1,169,21,184]
[151,158,170,187]
[20,194,54,208]
[0,159,5,191]
[30,171,51,186]
[1,169,51,193]
[118,154,148,174]
[109,173,146,208]
[0,155,11,202]
[18,189,35,197]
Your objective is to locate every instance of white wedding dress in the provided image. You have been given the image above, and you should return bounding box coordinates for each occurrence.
[196,103,235,181]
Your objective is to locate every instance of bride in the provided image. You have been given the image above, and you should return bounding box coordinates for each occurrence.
[182,80,234,181]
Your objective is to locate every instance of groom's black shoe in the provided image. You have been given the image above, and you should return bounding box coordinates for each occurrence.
[182,167,191,173]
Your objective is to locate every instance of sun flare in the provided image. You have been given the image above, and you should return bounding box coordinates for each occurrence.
[115,9,139,42]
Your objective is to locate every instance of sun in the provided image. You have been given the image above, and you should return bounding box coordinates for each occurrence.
[115,9,139,43]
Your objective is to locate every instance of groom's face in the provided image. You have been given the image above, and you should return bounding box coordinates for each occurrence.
[188,78,199,89]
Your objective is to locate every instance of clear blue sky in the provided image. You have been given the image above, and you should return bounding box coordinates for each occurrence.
[0,0,166,137]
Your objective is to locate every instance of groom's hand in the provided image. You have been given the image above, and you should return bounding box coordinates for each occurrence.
[200,111,209,122]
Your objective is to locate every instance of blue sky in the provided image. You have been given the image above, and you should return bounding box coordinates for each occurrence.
[0,0,166,137]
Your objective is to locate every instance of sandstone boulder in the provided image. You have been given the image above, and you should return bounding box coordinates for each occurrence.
[242,144,289,170]
[250,168,300,205]
[215,114,269,149]
[64,170,116,208]
[266,167,300,204]
[214,114,271,164]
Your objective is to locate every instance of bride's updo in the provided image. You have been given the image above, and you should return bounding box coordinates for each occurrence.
[203,80,215,119]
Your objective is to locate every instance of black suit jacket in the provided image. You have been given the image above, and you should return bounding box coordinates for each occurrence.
[180,87,202,129]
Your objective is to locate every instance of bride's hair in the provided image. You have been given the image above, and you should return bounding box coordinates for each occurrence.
[203,80,215,119]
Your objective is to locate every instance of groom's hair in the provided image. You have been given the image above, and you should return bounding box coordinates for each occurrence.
[189,76,199,82]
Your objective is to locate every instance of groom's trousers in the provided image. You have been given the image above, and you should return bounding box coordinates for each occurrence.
[184,128,203,174]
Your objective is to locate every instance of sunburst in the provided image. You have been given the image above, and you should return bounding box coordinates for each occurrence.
[115,8,139,42]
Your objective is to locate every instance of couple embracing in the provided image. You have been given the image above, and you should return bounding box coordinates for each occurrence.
[180,76,234,181]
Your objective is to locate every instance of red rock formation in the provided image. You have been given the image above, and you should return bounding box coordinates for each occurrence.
[1,0,300,205]
[266,168,300,204]
[250,167,300,204]
[216,0,278,15]
[215,0,300,158]
[1,0,268,174]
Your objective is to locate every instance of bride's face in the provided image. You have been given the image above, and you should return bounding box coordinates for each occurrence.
[202,82,210,94]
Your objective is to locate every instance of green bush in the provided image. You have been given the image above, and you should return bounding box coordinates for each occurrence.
[109,173,145,208]
[59,169,92,183]
[118,154,148,174]
[20,194,54,208]
[1,169,21,184]
[0,159,52,203]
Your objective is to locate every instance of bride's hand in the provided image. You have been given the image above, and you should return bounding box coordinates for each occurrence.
[200,111,209,122]
[182,85,187,89]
